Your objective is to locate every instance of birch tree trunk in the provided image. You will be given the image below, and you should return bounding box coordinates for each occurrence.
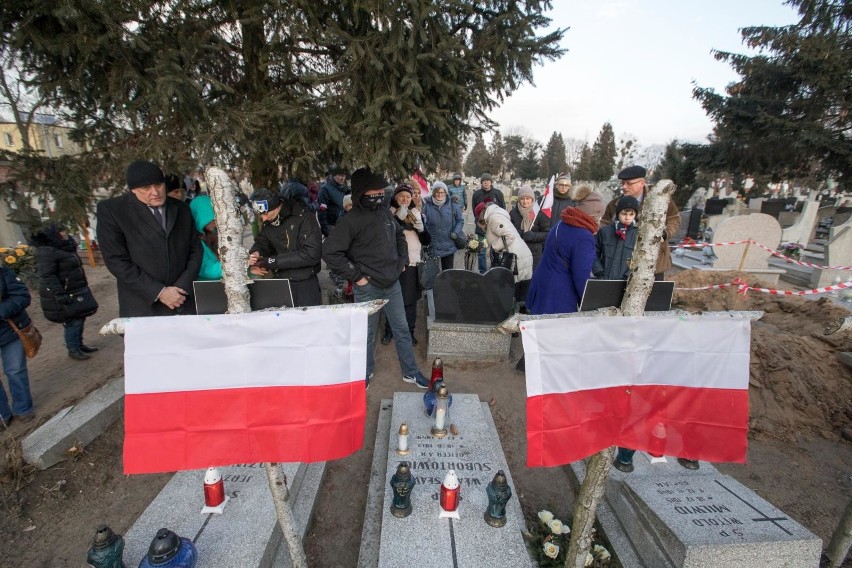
[564,180,676,568]
[826,498,852,568]
[205,167,308,568]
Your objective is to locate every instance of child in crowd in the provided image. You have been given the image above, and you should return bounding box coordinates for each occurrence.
[593,196,639,280]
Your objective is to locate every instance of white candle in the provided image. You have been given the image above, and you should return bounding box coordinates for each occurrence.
[435,408,446,430]
[398,432,408,452]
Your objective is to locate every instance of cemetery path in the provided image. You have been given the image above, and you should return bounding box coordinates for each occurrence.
[0,266,848,567]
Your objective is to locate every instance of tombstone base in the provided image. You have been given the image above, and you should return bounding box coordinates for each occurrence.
[426,316,512,361]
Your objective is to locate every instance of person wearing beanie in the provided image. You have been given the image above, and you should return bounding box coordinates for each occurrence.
[526,173,577,263]
[322,168,429,389]
[600,165,680,279]
[448,173,467,211]
[572,184,605,222]
[247,186,322,307]
[593,195,640,280]
[423,180,464,270]
[380,182,430,346]
[477,201,534,289]
[96,160,202,317]
[188,195,222,281]
[510,185,543,269]
[164,173,185,202]
[318,166,350,237]
[342,193,353,213]
[471,173,506,273]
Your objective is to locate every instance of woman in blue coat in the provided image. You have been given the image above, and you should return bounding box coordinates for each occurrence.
[422,182,464,270]
[526,188,604,316]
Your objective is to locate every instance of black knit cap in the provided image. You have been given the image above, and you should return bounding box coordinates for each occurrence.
[351,167,388,197]
[164,173,182,192]
[126,160,165,190]
[616,196,641,216]
[249,187,281,213]
[617,165,646,180]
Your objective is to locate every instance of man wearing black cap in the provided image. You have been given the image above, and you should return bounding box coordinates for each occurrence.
[96,160,202,317]
[318,166,350,237]
[322,167,428,389]
[600,165,680,280]
[247,185,323,307]
[471,173,506,274]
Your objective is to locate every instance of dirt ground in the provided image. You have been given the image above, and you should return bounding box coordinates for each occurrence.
[0,265,850,567]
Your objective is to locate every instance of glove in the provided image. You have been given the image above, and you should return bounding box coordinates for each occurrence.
[396,205,409,221]
[259,256,277,268]
[411,209,424,232]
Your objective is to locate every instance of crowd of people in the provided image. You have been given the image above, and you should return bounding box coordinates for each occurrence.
[1,160,688,472]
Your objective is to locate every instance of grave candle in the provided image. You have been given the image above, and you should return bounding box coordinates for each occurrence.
[397,423,410,455]
[431,385,449,438]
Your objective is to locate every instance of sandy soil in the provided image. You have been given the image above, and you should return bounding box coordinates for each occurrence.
[0,266,849,567]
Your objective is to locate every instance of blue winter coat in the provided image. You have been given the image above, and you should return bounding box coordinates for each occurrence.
[422,197,464,258]
[594,222,638,280]
[0,267,32,347]
[526,212,597,315]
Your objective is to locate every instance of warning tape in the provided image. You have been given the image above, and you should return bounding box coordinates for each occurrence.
[675,278,852,296]
[672,239,852,271]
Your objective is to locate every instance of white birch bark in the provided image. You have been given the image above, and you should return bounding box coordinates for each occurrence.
[826,499,852,568]
[564,180,676,568]
[824,315,852,336]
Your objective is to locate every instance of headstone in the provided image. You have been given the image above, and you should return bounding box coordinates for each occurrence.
[810,218,852,287]
[759,199,787,219]
[685,209,703,240]
[123,461,324,567]
[748,198,764,211]
[712,214,782,270]
[359,393,533,568]
[781,201,819,246]
[572,454,822,568]
[431,269,514,325]
[704,198,729,216]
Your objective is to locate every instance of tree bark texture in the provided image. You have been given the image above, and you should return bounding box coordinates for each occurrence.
[824,315,852,336]
[826,498,852,568]
[564,180,676,568]
[265,462,309,568]
[204,166,252,314]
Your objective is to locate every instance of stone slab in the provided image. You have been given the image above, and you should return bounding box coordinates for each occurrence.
[781,201,819,246]
[426,316,512,361]
[373,393,533,567]
[357,399,393,568]
[124,460,323,567]
[22,376,124,470]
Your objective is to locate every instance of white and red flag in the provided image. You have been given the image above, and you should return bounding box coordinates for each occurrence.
[534,175,555,219]
[123,308,368,474]
[522,316,750,467]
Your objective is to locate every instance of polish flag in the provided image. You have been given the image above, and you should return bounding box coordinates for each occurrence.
[123,308,368,474]
[534,175,555,219]
[522,316,750,467]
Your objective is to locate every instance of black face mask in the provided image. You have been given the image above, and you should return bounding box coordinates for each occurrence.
[360,194,384,210]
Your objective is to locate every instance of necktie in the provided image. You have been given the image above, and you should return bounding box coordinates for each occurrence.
[150,207,165,230]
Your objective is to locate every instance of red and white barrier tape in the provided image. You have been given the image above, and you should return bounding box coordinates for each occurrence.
[676,278,852,296]
[672,239,852,270]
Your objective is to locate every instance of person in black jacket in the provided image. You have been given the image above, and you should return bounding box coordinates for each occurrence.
[0,267,35,427]
[96,161,203,317]
[471,173,506,273]
[317,167,350,236]
[322,167,428,389]
[248,183,323,307]
[33,222,99,361]
[594,196,639,280]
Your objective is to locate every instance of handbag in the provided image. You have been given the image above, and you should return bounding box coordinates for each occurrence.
[452,235,468,250]
[417,247,441,290]
[61,288,99,320]
[7,318,42,359]
[490,236,518,275]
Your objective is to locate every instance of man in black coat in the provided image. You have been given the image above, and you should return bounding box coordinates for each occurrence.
[96,160,203,317]
[471,173,506,273]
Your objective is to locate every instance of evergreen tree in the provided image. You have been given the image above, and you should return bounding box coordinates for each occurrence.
[489,132,505,177]
[589,122,617,181]
[0,1,565,188]
[502,134,526,176]
[652,140,698,208]
[573,143,593,181]
[693,0,851,189]
[464,136,491,177]
[539,131,568,177]
[516,142,542,180]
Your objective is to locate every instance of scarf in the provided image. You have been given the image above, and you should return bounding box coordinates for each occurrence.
[432,195,447,206]
[615,222,628,240]
[561,207,599,235]
[518,202,535,233]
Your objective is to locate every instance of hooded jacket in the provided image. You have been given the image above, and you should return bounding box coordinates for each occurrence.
[481,204,534,282]
[422,197,464,258]
[32,225,92,323]
[471,185,506,236]
[322,182,408,289]
[0,267,32,347]
[249,198,322,282]
[318,176,350,236]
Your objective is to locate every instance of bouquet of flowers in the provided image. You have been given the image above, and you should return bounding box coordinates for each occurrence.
[0,245,36,279]
[523,510,615,567]
[780,242,803,260]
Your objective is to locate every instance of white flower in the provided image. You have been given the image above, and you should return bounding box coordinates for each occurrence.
[584,552,594,567]
[538,510,554,524]
[593,544,611,561]
[561,523,572,535]
[543,542,559,559]
[549,519,563,535]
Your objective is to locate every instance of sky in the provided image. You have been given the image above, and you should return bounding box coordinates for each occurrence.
[488,0,801,148]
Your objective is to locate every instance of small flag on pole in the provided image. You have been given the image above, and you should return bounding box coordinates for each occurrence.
[534,175,555,219]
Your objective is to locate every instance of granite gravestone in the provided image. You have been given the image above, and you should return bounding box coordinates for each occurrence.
[759,199,787,219]
[366,393,532,568]
[781,200,819,247]
[432,268,515,325]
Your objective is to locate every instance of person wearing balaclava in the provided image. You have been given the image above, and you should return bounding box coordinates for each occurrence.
[322,167,429,390]
[247,184,323,307]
